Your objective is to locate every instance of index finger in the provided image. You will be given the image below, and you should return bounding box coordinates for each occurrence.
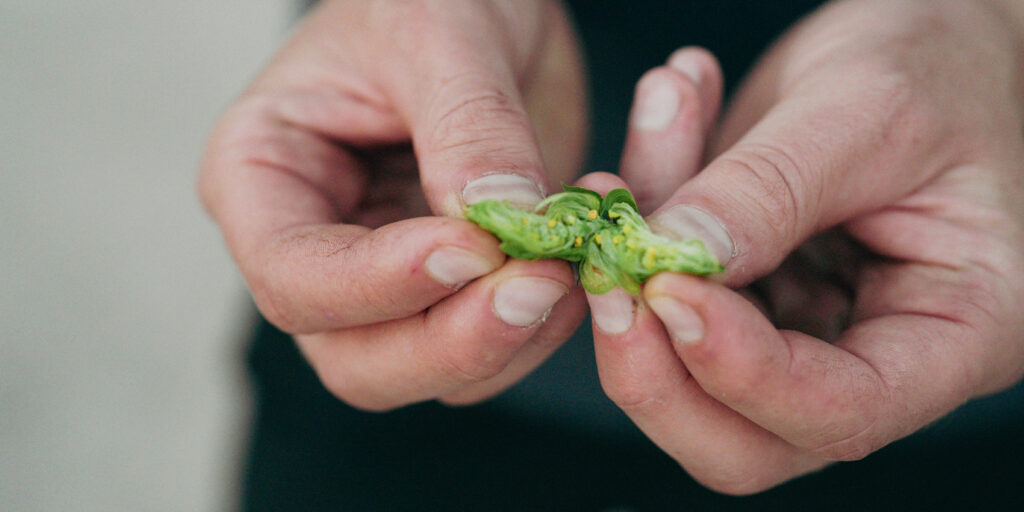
[381,1,585,217]
[199,100,505,335]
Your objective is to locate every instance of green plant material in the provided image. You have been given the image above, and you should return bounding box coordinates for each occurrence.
[465,185,724,294]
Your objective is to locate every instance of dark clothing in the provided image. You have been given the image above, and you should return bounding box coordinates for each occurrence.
[242,2,1024,510]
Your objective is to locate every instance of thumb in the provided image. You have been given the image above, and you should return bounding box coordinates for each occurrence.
[648,95,940,285]
[410,69,550,216]
[382,9,574,218]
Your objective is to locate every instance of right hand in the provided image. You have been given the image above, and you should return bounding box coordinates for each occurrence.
[198,0,589,410]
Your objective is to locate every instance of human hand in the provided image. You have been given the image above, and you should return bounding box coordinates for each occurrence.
[198,0,589,410]
[586,0,1024,493]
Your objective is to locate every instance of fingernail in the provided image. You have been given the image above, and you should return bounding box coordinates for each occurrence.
[631,73,680,132]
[647,296,705,345]
[650,205,735,265]
[493,277,568,327]
[587,288,635,335]
[667,51,702,85]
[462,174,544,208]
[425,246,498,288]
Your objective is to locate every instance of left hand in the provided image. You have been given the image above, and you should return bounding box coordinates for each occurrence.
[584,0,1024,494]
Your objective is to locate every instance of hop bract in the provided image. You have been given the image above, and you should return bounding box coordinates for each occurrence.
[465,185,723,294]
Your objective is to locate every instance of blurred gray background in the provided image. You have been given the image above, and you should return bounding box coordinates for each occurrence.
[1,1,291,509]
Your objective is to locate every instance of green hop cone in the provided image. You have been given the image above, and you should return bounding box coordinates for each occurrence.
[465,185,724,294]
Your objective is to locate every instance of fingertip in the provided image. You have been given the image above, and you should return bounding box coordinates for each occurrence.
[666,47,720,85]
[424,245,502,289]
[643,273,714,347]
[620,62,714,214]
[459,173,546,213]
[572,171,629,195]
[666,46,723,127]
[644,272,788,400]
[587,287,637,335]
[643,271,712,302]
[645,295,706,346]
[406,216,507,274]
[647,203,736,266]
[490,258,574,328]
[629,67,702,133]
[644,272,760,357]
[592,297,688,411]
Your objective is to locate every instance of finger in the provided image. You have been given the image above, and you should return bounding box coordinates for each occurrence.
[382,4,581,217]
[438,285,586,405]
[620,48,723,214]
[591,292,825,494]
[297,258,582,411]
[647,85,949,285]
[252,218,510,334]
[573,171,655,334]
[643,269,990,462]
[578,172,827,492]
[666,47,723,132]
[202,121,507,334]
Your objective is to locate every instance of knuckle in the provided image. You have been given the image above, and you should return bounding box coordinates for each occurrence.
[434,342,509,384]
[425,77,532,157]
[685,337,770,403]
[719,144,815,247]
[321,373,399,413]
[196,97,273,215]
[855,63,942,150]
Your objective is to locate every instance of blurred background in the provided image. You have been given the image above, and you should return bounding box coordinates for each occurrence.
[1,1,292,509]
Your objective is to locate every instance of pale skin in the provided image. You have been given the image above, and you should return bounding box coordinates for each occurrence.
[199,0,1024,494]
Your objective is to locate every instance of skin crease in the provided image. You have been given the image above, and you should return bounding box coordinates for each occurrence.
[199,0,1024,496]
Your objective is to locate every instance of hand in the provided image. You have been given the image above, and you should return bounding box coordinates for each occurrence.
[198,0,589,410]
[586,0,1024,493]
